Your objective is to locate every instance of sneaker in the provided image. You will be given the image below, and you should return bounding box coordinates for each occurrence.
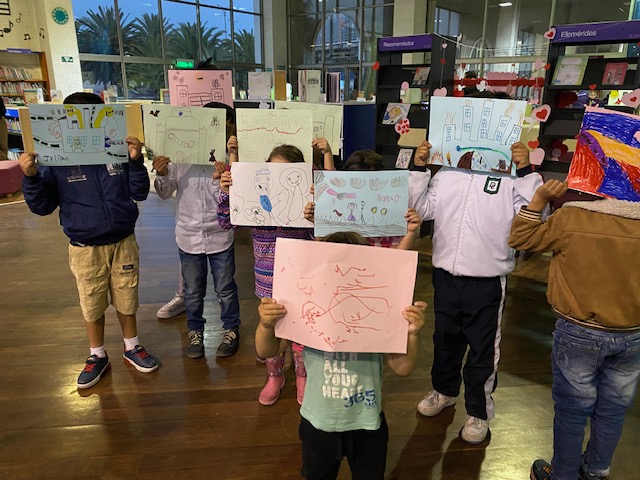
[461,415,489,444]
[77,354,110,389]
[188,330,204,359]
[216,327,239,357]
[157,292,185,319]
[530,459,552,480]
[417,390,457,416]
[579,465,610,480]
[123,345,159,373]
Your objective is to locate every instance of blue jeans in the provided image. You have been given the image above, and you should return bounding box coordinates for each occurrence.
[551,318,640,480]
[178,246,240,332]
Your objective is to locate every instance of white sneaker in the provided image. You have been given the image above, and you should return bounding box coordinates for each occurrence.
[461,415,489,444]
[417,390,457,416]
[157,292,185,319]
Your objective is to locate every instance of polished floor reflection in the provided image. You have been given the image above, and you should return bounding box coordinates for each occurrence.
[0,193,637,479]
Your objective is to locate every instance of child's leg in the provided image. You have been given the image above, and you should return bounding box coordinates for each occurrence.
[345,413,388,480]
[208,245,240,331]
[178,249,209,332]
[292,342,307,405]
[259,351,286,406]
[299,416,343,480]
[581,328,640,479]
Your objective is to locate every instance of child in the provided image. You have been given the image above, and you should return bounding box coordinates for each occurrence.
[255,231,428,480]
[153,102,241,359]
[218,137,335,405]
[508,180,640,480]
[19,92,158,389]
[411,138,543,443]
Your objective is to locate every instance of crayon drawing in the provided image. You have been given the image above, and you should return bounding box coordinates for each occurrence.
[272,238,418,353]
[313,170,409,238]
[382,103,410,125]
[568,107,640,201]
[28,103,128,166]
[236,109,314,162]
[142,105,227,165]
[428,96,527,176]
[275,101,342,150]
[167,70,233,108]
[229,162,313,227]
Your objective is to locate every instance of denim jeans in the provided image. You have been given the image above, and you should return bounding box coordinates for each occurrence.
[178,245,240,332]
[551,318,640,480]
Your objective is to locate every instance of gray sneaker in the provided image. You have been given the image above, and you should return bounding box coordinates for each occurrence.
[216,327,239,358]
[417,390,457,416]
[187,330,204,359]
[157,292,185,319]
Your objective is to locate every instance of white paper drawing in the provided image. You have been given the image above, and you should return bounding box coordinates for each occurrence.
[395,148,413,169]
[229,162,313,227]
[142,105,227,165]
[29,104,128,166]
[428,96,527,176]
[236,109,314,162]
[275,100,343,151]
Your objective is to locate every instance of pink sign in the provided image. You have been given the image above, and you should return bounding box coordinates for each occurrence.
[168,70,233,107]
[272,238,418,353]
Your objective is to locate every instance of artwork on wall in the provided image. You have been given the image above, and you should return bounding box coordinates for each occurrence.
[313,170,409,238]
[275,100,343,150]
[167,70,233,108]
[568,106,640,201]
[142,105,227,165]
[272,238,418,353]
[382,102,410,125]
[428,96,527,176]
[229,162,313,227]
[236,108,314,162]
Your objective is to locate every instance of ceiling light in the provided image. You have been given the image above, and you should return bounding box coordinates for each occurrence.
[499,2,513,6]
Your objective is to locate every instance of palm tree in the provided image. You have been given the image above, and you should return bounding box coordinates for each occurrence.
[233,29,256,64]
[166,22,200,63]
[201,23,227,64]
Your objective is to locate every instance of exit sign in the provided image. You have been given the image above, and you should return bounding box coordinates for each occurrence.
[61,56,73,63]
[176,59,194,68]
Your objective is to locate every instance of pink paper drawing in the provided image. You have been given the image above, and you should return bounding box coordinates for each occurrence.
[168,70,233,107]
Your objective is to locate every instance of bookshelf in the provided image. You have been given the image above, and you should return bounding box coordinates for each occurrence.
[0,50,50,106]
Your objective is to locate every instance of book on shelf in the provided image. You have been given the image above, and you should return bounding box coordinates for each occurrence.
[551,55,589,86]
[412,67,430,86]
[601,62,628,86]
[23,89,39,104]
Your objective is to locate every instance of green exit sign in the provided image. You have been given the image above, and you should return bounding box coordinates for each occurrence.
[61,56,73,63]
[176,59,194,68]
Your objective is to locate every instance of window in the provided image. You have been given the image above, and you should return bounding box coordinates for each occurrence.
[434,7,461,38]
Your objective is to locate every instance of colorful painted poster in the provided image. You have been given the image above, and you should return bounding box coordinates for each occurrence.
[28,104,128,166]
[142,105,227,165]
[229,162,313,227]
[428,96,527,176]
[236,108,314,162]
[568,107,640,201]
[168,70,233,107]
[275,101,343,151]
[382,102,410,125]
[313,170,409,238]
[272,238,418,353]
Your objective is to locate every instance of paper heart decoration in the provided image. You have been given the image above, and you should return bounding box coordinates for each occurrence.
[633,130,640,143]
[477,80,488,92]
[527,139,540,149]
[621,89,640,108]
[433,87,448,97]
[588,84,597,90]
[442,42,448,49]
[401,81,409,91]
[544,27,556,40]
[557,91,578,109]
[395,118,410,135]
[543,63,551,70]
[551,148,562,159]
[372,61,380,71]
[530,148,545,166]
[532,104,551,123]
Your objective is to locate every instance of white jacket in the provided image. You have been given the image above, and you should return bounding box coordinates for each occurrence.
[411,167,543,277]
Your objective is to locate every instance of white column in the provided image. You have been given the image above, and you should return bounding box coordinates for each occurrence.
[392,0,428,64]
[262,0,287,71]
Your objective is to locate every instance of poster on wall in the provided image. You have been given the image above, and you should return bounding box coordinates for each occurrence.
[167,70,233,107]
[28,104,128,166]
[275,100,343,150]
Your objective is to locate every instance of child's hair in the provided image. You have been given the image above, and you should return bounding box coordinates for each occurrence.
[63,92,104,104]
[203,101,236,125]
[343,150,384,171]
[321,231,370,246]
[268,145,305,163]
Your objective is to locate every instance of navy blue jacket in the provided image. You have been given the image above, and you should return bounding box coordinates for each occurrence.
[22,161,150,245]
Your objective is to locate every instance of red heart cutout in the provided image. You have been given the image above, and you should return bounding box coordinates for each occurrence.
[544,64,551,70]
[372,61,380,71]
[589,84,597,90]
[536,110,547,120]
[440,58,447,64]
[631,96,638,103]
[528,140,540,149]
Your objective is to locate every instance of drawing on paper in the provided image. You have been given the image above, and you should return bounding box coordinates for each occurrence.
[272,238,418,353]
[29,103,127,166]
[167,70,233,108]
[395,148,413,169]
[313,170,409,237]
[382,103,410,125]
[274,101,343,151]
[568,107,640,201]
[428,96,527,176]
[142,105,227,165]
[236,109,314,162]
[229,162,313,227]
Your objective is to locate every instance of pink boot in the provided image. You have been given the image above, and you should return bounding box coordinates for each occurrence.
[258,353,285,406]
[292,343,306,405]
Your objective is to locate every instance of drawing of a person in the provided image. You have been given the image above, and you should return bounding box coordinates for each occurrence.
[271,167,309,226]
[347,202,357,222]
[383,105,403,124]
[254,169,273,212]
[359,201,367,224]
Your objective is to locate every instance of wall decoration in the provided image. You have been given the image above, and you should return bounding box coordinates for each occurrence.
[272,238,418,353]
[167,69,233,108]
[52,7,69,25]
[275,100,342,150]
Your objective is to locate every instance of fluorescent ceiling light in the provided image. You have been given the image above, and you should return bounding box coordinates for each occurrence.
[499,2,513,6]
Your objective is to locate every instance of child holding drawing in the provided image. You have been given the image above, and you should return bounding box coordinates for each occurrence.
[218,136,336,406]
[256,231,428,480]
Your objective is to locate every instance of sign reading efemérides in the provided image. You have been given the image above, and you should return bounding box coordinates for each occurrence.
[28,104,128,166]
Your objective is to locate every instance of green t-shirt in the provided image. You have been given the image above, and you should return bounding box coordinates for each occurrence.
[300,347,384,432]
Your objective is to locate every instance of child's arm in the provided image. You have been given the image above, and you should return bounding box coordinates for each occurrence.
[19,152,60,216]
[125,136,150,201]
[511,142,533,177]
[255,298,291,359]
[217,171,235,230]
[409,141,435,221]
[395,208,422,250]
[303,184,315,223]
[228,135,239,163]
[312,138,336,171]
[385,301,427,376]
[152,155,178,199]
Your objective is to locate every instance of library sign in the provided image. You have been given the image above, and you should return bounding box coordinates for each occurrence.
[553,20,640,44]
[378,34,432,52]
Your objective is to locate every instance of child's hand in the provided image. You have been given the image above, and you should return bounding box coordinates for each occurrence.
[18,151,38,177]
[405,208,422,234]
[126,136,144,161]
[152,155,171,176]
[258,298,287,328]
[511,142,530,169]
[304,202,315,222]
[227,135,238,155]
[414,141,431,166]
[312,138,332,154]
[212,161,226,180]
[403,301,427,336]
[220,171,233,193]
[535,179,568,202]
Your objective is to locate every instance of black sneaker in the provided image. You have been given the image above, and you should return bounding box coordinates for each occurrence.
[579,465,610,480]
[77,354,110,389]
[216,327,239,357]
[530,459,552,480]
[187,330,205,359]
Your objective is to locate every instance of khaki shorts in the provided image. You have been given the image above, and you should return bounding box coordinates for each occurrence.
[69,234,140,322]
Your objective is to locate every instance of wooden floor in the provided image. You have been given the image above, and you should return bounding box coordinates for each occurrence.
[1,193,638,480]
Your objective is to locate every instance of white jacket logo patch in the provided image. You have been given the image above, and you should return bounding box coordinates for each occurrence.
[484,177,501,195]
